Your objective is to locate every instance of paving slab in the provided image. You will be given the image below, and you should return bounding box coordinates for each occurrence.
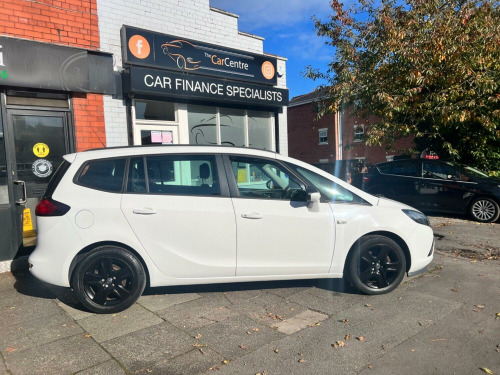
[0,310,83,356]
[4,333,110,375]
[358,302,500,375]
[77,303,163,343]
[142,348,224,375]
[102,321,195,373]
[76,360,127,375]
[211,288,463,374]
[272,309,329,334]
[0,272,15,293]
[195,315,285,360]
[158,295,237,331]
[138,292,201,312]
[57,301,95,320]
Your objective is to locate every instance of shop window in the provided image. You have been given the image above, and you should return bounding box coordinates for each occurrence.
[188,105,218,146]
[319,128,328,144]
[248,111,272,150]
[354,124,364,142]
[187,105,274,151]
[135,100,176,121]
[220,108,245,147]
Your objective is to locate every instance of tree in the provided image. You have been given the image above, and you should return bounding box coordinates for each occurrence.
[306,0,500,173]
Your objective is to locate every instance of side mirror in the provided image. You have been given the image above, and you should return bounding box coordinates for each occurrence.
[306,187,321,212]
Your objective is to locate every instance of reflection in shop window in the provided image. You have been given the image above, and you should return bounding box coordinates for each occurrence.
[135,100,176,121]
[188,105,217,146]
[220,108,245,147]
[0,126,8,204]
[248,111,272,150]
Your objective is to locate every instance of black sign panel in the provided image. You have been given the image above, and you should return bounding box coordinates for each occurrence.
[128,67,288,108]
[0,36,114,94]
[122,26,278,86]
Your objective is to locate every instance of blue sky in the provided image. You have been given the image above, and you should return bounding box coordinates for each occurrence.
[209,0,334,99]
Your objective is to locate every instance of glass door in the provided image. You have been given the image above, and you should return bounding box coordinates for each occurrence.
[6,109,72,244]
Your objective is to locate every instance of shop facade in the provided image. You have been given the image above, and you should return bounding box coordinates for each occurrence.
[0,0,288,267]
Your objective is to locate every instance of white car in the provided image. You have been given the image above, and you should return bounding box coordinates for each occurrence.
[29,146,434,314]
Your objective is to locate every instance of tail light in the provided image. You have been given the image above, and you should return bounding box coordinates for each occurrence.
[362,176,371,183]
[35,198,70,217]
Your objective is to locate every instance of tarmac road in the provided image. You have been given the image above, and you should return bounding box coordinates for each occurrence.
[0,216,498,375]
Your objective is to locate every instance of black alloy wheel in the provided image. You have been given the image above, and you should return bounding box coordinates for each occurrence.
[469,197,500,223]
[72,246,146,314]
[347,235,406,295]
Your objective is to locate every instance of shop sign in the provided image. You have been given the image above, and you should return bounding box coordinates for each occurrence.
[122,26,278,86]
[127,67,289,108]
[0,36,114,94]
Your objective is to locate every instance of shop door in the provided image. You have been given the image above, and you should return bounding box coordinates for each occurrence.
[6,110,71,242]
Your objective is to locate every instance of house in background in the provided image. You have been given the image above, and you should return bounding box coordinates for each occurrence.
[288,88,414,176]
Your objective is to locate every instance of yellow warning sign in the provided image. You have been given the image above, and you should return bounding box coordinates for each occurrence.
[237,169,247,183]
[33,143,50,158]
[23,208,34,233]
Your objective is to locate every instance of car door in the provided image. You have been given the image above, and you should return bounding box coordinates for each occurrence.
[225,155,335,277]
[418,161,470,213]
[377,160,422,208]
[121,153,237,278]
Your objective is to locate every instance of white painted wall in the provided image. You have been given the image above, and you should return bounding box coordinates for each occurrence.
[97,0,288,154]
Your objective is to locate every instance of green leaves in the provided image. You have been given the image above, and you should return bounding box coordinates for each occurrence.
[307,0,500,173]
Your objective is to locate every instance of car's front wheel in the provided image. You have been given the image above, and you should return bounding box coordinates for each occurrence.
[347,235,406,295]
[468,197,500,223]
[72,246,146,314]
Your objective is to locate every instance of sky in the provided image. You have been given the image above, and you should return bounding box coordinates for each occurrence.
[209,0,334,100]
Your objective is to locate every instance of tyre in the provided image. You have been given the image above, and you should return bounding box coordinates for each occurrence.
[72,246,146,314]
[468,197,500,223]
[347,235,406,295]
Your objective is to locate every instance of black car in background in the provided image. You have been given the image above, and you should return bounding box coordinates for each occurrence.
[363,159,500,223]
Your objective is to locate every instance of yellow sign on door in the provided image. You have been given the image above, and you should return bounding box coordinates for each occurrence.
[23,208,34,233]
[33,143,50,158]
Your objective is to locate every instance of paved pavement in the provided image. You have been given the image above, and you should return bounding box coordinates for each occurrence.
[0,217,499,375]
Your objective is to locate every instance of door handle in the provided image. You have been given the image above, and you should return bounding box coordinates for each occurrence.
[133,208,157,215]
[14,180,27,205]
[241,212,262,219]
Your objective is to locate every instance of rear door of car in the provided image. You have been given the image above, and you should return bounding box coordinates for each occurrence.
[120,153,237,278]
[376,160,422,208]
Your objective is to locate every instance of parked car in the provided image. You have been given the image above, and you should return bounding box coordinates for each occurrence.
[363,158,500,223]
[29,146,434,313]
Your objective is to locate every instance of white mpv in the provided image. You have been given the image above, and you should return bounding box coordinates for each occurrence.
[29,146,434,313]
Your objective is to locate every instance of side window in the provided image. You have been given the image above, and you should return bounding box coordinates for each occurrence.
[422,162,460,180]
[77,158,126,192]
[391,160,418,177]
[288,164,367,204]
[144,154,219,196]
[230,156,303,200]
[377,162,393,174]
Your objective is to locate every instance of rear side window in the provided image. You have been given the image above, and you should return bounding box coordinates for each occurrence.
[43,160,70,198]
[76,158,126,192]
[127,154,220,196]
[388,160,418,177]
[376,162,393,174]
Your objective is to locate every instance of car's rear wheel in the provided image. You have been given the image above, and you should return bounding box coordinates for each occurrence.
[72,246,146,314]
[347,235,406,295]
[468,197,500,223]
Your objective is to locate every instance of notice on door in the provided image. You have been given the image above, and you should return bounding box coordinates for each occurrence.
[33,143,50,158]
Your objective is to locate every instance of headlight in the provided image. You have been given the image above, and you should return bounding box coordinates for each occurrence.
[402,209,430,226]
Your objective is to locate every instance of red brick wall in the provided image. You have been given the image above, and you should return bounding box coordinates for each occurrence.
[341,111,414,165]
[0,0,106,151]
[288,102,337,164]
[0,0,99,49]
[73,93,106,151]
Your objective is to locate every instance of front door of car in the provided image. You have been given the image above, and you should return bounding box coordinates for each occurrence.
[225,155,335,277]
[120,154,237,278]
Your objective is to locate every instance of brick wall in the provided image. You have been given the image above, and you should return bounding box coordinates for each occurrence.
[0,0,106,151]
[341,111,414,165]
[288,102,337,164]
[97,0,288,154]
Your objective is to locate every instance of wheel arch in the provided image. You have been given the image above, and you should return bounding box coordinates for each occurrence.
[343,231,412,275]
[68,241,151,289]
